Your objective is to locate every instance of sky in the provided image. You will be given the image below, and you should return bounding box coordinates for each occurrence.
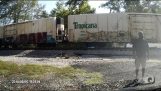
[38,1,109,14]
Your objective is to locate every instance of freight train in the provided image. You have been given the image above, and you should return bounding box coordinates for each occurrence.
[0,17,65,48]
[0,13,161,48]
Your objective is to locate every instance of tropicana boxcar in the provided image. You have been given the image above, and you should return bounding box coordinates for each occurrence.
[68,13,161,43]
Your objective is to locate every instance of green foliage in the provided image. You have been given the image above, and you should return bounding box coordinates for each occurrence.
[75,0,95,14]
[101,0,161,13]
[50,1,70,18]
[0,0,16,19]
[39,11,49,18]
[50,0,95,29]
[11,0,38,23]
[1,0,95,25]
[66,0,80,9]
[0,0,47,25]
[0,0,17,25]
[50,0,96,16]
[101,0,124,13]
[66,0,95,14]
[124,0,140,12]
[32,4,46,19]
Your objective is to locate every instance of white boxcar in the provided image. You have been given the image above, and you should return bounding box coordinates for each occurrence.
[2,17,59,43]
[0,17,68,46]
[3,17,57,34]
[68,13,161,43]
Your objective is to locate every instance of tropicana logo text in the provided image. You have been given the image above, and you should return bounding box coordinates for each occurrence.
[73,22,97,29]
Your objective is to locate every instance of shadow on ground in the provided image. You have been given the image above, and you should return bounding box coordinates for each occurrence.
[20,50,58,58]
[71,60,161,91]
[71,62,136,90]
[0,50,25,56]
[16,50,76,58]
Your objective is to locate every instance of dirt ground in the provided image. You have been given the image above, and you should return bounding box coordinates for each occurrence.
[0,50,161,91]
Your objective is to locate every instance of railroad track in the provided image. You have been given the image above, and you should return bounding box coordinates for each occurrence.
[0,48,160,57]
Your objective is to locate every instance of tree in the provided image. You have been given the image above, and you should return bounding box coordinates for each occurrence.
[100,0,161,13]
[100,0,124,13]
[142,0,161,13]
[0,0,48,25]
[66,0,95,14]
[50,1,70,29]
[32,4,46,19]
[50,1,69,17]
[0,0,20,25]
[66,0,82,11]
[39,11,49,18]
[50,0,95,17]
[50,0,95,29]
[75,0,95,14]
[0,0,17,19]
[10,0,37,23]
[0,17,12,26]
[100,0,142,13]
[124,0,144,12]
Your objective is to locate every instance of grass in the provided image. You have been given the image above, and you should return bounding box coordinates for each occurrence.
[0,61,78,76]
[76,72,103,85]
[0,60,103,85]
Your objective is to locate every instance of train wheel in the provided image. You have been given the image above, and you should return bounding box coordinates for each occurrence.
[12,45,17,49]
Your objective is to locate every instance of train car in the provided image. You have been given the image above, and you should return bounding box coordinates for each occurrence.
[0,26,3,44]
[68,13,161,43]
[0,17,64,48]
[1,13,161,49]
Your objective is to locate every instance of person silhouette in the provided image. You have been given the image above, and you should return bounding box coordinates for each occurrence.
[132,31,149,82]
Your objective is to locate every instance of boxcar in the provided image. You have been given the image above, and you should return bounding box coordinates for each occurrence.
[0,17,64,47]
[68,13,161,43]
